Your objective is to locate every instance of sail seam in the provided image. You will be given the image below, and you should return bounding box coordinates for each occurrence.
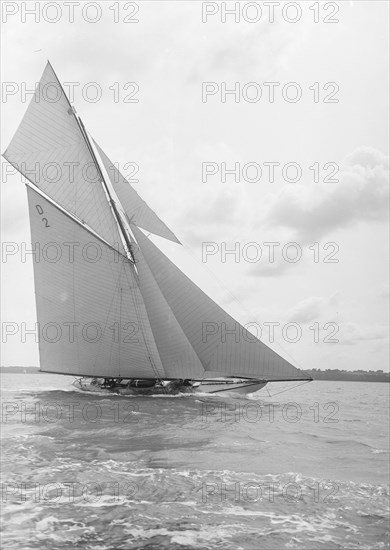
[132,229,207,377]
[25,183,130,264]
[122,263,165,379]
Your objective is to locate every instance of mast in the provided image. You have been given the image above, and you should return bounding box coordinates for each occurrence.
[47,61,136,264]
[76,116,136,263]
[45,63,169,382]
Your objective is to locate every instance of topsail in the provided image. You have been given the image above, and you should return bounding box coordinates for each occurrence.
[94,141,180,244]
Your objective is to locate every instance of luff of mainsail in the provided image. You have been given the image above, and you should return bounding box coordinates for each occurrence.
[131,225,311,382]
[3,61,125,255]
[93,140,181,245]
[27,185,165,379]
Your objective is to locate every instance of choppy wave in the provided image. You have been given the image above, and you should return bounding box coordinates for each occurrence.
[1,375,389,549]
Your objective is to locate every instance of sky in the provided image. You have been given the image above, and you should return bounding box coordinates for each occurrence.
[1,0,389,371]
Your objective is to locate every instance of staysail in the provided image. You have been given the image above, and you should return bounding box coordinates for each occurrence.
[94,141,180,244]
[27,186,165,379]
[4,62,125,253]
[131,225,310,381]
[133,243,205,379]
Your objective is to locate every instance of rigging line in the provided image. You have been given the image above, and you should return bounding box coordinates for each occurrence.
[122,262,163,382]
[132,229,208,381]
[262,380,312,398]
[49,63,131,258]
[31,63,121,256]
[91,138,131,254]
[134,291,162,382]
[70,206,80,371]
[124,231,165,382]
[171,234,312,378]
[76,116,136,264]
[23,181,130,264]
[91,257,125,373]
[119,286,122,377]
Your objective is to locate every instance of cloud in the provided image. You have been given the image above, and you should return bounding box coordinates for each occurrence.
[249,259,294,278]
[185,14,304,84]
[179,185,247,247]
[379,285,389,299]
[263,147,389,243]
[286,292,341,324]
[338,322,389,346]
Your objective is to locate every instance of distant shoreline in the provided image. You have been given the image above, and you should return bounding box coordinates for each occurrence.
[306,369,389,383]
[1,366,389,382]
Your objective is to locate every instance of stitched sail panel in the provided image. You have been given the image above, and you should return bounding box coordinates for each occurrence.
[134,242,205,379]
[27,186,165,379]
[4,62,125,253]
[94,140,180,244]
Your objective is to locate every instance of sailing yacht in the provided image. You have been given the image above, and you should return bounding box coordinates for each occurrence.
[3,62,312,396]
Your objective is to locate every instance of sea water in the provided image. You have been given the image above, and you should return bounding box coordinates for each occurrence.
[1,373,389,549]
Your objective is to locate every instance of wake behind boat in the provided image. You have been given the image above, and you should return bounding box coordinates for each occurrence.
[3,62,312,398]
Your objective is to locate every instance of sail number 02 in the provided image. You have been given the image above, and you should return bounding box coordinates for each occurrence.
[35,204,50,227]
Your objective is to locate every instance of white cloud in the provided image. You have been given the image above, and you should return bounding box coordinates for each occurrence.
[249,258,295,278]
[379,285,389,299]
[263,147,389,243]
[337,322,389,346]
[286,292,341,324]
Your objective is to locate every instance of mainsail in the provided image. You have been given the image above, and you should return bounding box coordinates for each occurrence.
[27,186,165,379]
[131,225,309,381]
[3,62,125,253]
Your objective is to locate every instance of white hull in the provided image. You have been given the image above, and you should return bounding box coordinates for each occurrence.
[194,380,267,395]
[73,378,267,397]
